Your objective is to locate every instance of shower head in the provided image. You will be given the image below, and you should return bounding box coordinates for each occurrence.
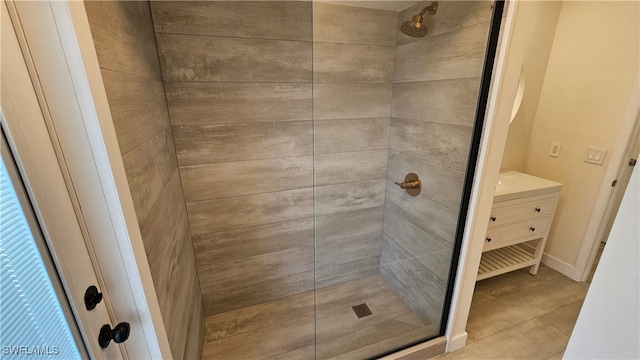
[400,15,429,38]
[400,1,438,38]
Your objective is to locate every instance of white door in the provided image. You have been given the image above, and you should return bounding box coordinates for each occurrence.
[599,121,640,244]
[1,4,125,357]
[3,1,172,357]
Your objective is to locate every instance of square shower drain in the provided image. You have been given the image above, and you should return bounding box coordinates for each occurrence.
[352,303,373,318]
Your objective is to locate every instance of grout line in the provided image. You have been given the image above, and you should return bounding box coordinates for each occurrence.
[155,31,313,44]
[170,117,393,127]
[390,76,482,85]
[184,183,386,205]
[147,2,208,310]
[177,148,388,168]
[390,116,476,130]
[99,67,162,83]
[387,149,465,175]
[120,125,171,159]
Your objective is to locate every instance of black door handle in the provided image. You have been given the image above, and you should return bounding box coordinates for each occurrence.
[84,285,103,310]
[99,322,130,349]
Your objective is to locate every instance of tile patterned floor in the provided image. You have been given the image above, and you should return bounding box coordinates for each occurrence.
[201,245,605,360]
[435,250,604,360]
[202,276,437,360]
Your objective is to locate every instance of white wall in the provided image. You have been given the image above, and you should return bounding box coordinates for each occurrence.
[564,165,639,359]
[500,1,561,171]
[521,1,639,270]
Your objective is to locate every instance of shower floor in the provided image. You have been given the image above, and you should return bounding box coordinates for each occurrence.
[201,276,437,360]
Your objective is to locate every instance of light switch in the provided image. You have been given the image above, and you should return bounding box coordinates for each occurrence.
[549,142,562,158]
[584,147,607,165]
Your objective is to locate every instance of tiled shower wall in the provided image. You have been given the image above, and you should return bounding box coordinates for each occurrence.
[88,1,496,350]
[150,1,315,316]
[151,1,399,315]
[84,2,204,359]
[380,1,493,326]
[312,3,397,288]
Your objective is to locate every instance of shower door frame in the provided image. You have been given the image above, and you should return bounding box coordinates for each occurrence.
[438,0,505,337]
[444,0,555,353]
[321,1,510,357]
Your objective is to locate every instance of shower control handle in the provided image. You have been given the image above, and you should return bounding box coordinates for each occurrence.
[395,173,421,196]
[395,179,420,189]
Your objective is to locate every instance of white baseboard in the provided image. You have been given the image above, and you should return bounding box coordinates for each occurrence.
[541,252,577,280]
[446,331,468,353]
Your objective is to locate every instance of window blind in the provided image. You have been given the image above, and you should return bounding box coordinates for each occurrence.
[0,157,81,358]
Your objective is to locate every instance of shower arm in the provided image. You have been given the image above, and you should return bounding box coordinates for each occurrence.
[418,2,438,17]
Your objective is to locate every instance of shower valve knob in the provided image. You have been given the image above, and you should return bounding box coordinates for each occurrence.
[395,179,420,189]
[395,173,421,196]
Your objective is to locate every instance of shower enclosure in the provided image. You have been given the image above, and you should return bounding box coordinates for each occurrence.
[84,1,501,358]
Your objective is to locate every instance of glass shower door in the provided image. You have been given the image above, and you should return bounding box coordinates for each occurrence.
[312,1,500,358]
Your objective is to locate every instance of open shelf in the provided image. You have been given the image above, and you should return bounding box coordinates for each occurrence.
[477,244,536,281]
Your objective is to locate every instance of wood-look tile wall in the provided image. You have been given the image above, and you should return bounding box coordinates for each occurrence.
[87,0,496,353]
[380,0,494,326]
[150,1,315,316]
[312,2,397,288]
[84,2,204,359]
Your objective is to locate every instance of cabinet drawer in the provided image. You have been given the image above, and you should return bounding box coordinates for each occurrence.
[488,198,556,228]
[484,217,551,250]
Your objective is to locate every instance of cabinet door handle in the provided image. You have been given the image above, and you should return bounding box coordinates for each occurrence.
[535,207,541,212]
[490,216,496,222]
[486,237,492,242]
[530,227,536,232]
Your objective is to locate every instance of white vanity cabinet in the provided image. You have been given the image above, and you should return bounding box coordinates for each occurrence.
[477,171,562,281]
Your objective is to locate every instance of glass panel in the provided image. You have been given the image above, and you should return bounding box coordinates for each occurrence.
[0,139,83,359]
[312,1,497,357]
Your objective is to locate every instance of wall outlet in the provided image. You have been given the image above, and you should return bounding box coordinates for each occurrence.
[549,142,562,157]
[584,147,607,165]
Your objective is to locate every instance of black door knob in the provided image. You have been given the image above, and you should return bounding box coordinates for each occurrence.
[84,285,103,310]
[98,322,130,349]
